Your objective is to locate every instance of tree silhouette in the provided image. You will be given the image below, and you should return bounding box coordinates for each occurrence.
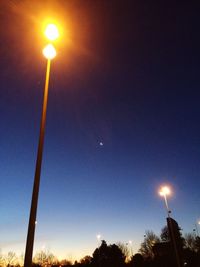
[194,236,200,252]
[184,233,200,254]
[92,240,125,267]
[79,255,92,266]
[0,250,4,267]
[129,253,144,267]
[4,251,17,266]
[117,242,131,262]
[33,250,57,266]
[160,226,170,242]
[59,259,73,267]
[139,231,160,259]
[184,233,196,251]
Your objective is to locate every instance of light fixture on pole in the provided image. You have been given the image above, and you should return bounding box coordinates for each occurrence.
[158,185,181,267]
[24,23,59,267]
[159,185,171,217]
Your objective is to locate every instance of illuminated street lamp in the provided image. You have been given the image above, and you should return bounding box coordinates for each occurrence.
[44,23,59,41]
[158,186,182,267]
[159,186,171,217]
[43,44,57,59]
[24,24,59,267]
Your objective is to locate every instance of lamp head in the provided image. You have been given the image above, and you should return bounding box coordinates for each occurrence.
[44,23,59,41]
[43,44,56,59]
[159,186,171,197]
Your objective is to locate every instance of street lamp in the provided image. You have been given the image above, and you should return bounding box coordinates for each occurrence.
[44,23,59,41]
[43,44,57,59]
[158,185,181,267]
[24,24,59,267]
[159,185,171,217]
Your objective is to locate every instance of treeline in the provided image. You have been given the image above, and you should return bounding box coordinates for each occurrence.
[1,227,200,267]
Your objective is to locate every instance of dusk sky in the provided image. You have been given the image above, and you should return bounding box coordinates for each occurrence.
[1,0,200,261]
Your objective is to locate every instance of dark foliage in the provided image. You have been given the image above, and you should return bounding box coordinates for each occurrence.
[160,226,170,242]
[129,253,144,267]
[92,240,125,267]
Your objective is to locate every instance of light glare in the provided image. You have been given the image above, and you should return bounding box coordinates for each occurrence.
[159,186,171,196]
[43,44,56,59]
[45,23,59,41]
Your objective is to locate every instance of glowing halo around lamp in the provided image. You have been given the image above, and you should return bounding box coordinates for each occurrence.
[43,44,57,59]
[158,185,172,217]
[159,186,171,196]
[44,23,59,41]
[24,19,61,267]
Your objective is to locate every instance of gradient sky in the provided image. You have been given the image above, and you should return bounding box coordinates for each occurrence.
[1,0,200,261]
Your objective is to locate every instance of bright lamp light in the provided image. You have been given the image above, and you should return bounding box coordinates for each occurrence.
[159,186,171,196]
[44,23,59,41]
[43,44,56,59]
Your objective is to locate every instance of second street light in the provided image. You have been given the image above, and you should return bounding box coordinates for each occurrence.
[159,185,171,217]
[158,185,182,267]
[24,24,59,267]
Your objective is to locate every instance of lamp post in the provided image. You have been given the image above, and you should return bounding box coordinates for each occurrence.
[159,186,171,217]
[24,24,59,267]
[158,185,182,267]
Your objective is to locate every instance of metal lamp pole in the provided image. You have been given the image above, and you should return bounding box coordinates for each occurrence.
[159,186,171,217]
[159,185,182,267]
[163,193,171,217]
[24,40,57,267]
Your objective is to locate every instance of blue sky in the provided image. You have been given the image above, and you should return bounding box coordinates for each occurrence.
[0,0,200,261]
